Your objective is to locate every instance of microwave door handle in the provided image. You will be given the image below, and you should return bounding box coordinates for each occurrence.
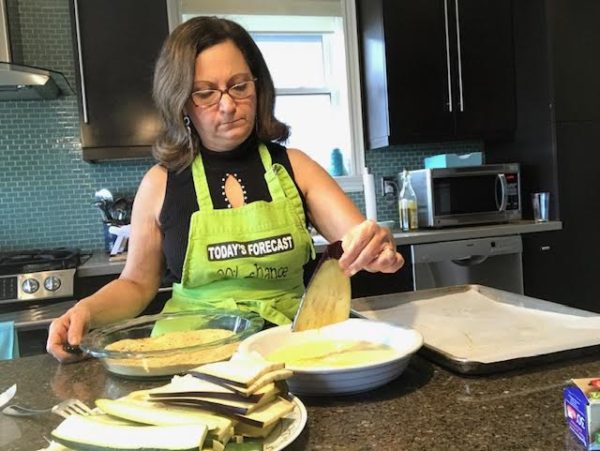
[496,174,508,211]
[451,255,489,266]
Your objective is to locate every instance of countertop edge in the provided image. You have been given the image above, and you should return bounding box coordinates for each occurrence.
[391,219,562,245]
[78,220,562,278]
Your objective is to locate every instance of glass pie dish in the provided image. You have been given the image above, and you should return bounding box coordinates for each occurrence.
[80,309,264,379]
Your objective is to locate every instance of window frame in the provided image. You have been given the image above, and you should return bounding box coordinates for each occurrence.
[167,0,365,193]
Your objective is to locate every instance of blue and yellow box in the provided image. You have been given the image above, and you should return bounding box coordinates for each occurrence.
[564,378,600,450]
[423,152,483,169]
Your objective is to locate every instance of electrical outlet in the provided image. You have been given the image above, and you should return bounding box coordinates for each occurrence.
[381,176,398,197]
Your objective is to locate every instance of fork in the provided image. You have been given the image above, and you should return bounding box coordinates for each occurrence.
[2,398,93,419]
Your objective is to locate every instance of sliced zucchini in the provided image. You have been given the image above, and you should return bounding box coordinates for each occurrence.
[95,398,232,441]
[223,439,263,451]
[51,414,206,451]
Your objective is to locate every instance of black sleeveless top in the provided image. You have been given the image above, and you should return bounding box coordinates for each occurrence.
[159,134,306,284]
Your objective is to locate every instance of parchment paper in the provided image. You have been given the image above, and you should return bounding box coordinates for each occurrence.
[352,285,600,364]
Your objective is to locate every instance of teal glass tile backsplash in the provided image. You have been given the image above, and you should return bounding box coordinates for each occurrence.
[1,0,483,252]
[361,141,484,226]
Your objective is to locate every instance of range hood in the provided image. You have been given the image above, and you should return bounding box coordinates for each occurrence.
[0,0,70,100]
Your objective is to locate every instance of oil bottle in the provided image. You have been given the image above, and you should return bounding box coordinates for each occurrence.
[399,169,418,231]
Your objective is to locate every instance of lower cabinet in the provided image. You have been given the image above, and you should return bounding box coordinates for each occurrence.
[18,329,51,357]
[523,229,600,314]
[521,232,561,302]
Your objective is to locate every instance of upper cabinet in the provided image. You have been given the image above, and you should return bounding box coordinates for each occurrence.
[357,0,516,149]
[547,2,600,122]
[70,0,169,162]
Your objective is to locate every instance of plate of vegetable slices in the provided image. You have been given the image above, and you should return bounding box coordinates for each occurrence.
[264,395,307,450]
[39,395,306,451]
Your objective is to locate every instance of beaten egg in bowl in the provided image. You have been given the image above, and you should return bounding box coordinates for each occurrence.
[237,318,423,395]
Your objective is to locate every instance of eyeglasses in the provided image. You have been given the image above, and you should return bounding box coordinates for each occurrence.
[190,78,257,108]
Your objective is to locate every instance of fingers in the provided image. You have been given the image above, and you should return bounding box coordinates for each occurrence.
[46,308,89,363]
[339,220,378,276]
[339,220,403,276]
[364,245,405,274]
[67,310,89,347]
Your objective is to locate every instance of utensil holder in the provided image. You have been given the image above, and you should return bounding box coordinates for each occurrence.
[102,222,117,253]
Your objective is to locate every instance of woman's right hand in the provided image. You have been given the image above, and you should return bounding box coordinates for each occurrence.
[46,304,92,363]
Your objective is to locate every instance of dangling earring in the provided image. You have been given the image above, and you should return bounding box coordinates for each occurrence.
[183,114,194,152]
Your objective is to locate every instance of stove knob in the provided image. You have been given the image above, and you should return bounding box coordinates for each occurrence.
[44,276,62,292]
[22,278,40,294]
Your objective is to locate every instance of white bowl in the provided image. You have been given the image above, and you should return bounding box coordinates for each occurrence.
[237,318,423,395]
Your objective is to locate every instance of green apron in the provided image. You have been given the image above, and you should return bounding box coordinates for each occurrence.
[161,143,315,326]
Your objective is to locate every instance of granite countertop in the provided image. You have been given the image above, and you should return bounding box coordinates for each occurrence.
[78,220,563,278]
[0,351,594,450]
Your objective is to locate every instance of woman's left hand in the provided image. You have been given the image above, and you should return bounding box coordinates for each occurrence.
[338,220,404,277]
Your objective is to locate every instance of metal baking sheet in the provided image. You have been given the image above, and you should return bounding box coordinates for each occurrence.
[351,284,600,374]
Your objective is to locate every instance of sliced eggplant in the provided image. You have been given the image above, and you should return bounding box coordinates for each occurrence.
[292,241,351,332]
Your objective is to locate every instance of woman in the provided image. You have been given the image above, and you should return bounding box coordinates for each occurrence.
[47,17,404,362]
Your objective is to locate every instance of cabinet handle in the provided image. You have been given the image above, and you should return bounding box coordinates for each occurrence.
[73,0,89,124]
[157,286,173,293]
[443,0,453,112]
[454,0,464,112]
[540,245,551,251]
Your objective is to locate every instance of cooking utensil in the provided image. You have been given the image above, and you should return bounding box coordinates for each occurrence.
[292,241,351,332]
[93,200,112,222]
[94,188,113,203]
[94,188,115,222]
[109,197,132,225]
[0,384,16,409]
[2,398,93,419]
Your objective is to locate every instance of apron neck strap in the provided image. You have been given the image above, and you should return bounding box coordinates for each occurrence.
[191,152,214,211]
[260,144,286,202]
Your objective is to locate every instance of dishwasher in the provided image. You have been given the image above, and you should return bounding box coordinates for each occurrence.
[411,235,524,294]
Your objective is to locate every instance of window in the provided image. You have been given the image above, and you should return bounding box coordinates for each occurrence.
[173,0,364,191]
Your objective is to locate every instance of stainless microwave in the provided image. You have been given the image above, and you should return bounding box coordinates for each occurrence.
[409,164,521,228]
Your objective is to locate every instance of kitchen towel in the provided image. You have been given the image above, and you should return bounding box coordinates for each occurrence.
[0,321,19,360]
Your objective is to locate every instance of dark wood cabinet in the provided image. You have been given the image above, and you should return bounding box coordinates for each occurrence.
[521,231,566,303]
[547,1,600,122]
[71,0,169,162]
[455,0,516,138]
[488,0,600,313]
[357,0,516,148]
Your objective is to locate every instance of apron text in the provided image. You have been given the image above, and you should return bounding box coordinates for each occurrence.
[207,234,294,261]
